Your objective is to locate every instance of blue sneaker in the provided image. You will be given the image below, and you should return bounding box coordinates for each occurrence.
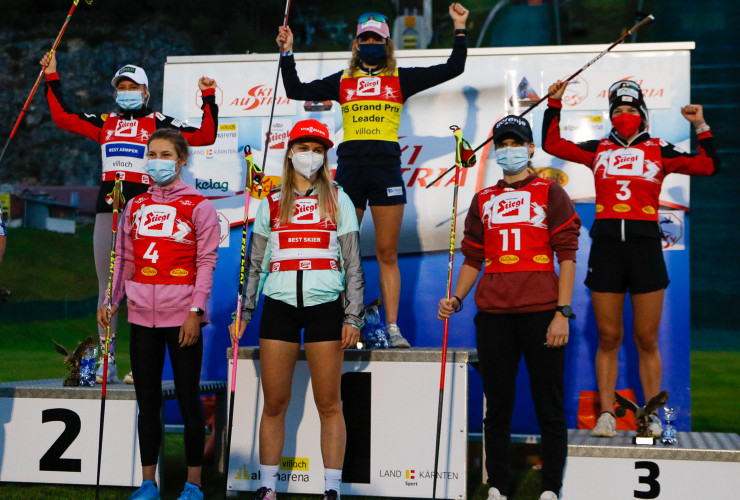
[178,482,204,500]
[129,480,160,500]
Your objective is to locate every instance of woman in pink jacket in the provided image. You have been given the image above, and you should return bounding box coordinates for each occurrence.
[98,129,220,500]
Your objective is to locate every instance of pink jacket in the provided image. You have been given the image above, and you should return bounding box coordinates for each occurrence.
[112,181,220,328]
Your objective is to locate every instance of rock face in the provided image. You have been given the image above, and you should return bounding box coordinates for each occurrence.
[0,22,195,186]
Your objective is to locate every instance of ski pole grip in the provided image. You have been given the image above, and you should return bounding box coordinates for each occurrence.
[628,14,654,35]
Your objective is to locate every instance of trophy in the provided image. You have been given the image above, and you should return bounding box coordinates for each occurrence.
[53,336,99,387]
[614,390,669,445]
[661,406,678,445]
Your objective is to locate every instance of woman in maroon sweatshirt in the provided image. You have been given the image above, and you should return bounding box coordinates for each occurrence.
[439,116,580,500]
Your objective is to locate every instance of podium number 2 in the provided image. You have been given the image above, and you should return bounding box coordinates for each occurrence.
[634,461,660,499]
[40,408,82,472]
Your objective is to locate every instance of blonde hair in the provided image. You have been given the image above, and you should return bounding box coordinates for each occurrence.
[278,142,339,224]
[347,37,397,77]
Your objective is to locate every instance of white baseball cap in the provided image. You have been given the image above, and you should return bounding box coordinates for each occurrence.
[111,65,148,87]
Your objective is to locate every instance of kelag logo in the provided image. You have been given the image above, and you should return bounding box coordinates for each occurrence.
[195,179,229,192]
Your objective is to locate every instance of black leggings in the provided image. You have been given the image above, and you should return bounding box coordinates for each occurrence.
[130,323,205,467]
[475,310,567,495]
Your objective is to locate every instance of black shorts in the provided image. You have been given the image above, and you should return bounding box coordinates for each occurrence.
[259,296,343,343]
[334,164,407,209]
[585,237,670,294]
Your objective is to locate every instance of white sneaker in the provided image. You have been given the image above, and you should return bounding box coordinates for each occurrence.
[539,491,558,500]
[487,487,507,500]
[386,323,410,348]
[648,414,662,437]
[124,371,135,385]
[95,357,118,384]
[592,411,616,437]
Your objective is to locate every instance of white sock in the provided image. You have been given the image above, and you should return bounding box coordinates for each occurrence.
[324,468,342,494]
[260,464,279,491]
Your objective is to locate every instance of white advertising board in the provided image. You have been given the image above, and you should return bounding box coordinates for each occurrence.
[0,397,141,486]
[226,357,468,499]
[163,42,694,255]
[562,456,740,499]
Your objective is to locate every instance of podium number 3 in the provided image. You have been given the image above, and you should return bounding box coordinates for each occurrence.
[634,461,660,499]
[40,408,82,472]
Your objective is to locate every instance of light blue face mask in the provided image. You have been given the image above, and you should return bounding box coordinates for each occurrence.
[116,90,144,110]
[495,146,530,174]
[145,159,178,185]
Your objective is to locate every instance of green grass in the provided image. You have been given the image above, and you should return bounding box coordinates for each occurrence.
[1,223,98,301]
[690,350,740,435]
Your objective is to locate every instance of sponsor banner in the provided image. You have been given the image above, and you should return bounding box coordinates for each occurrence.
[164,46,692,252]
[180,67,296,118]
[162,43,694,434]
[227,356,467,498]
[543,65,673,111]
[185,123,241,198]
[266,117,293,150]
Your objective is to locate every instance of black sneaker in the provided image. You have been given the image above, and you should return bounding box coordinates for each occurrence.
[255,487,276,500]
[323,490,339,500]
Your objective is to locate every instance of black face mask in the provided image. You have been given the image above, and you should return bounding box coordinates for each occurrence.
[358,43,386,65]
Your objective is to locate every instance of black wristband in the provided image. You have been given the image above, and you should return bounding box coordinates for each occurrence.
[454,28,467,36]
[453,295,464,312]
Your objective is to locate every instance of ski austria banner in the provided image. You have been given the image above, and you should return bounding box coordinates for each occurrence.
[161,42,695,436]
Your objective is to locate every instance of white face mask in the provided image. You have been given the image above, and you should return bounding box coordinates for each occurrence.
[291,150,324,179]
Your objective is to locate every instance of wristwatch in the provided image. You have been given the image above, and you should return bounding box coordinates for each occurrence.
[555,305,576,319]
[190,307,204,316]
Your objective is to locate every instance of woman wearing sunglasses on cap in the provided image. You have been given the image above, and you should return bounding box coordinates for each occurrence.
[40,52,219,385]
[229,120,364,500]
[439,115,580,500]
[276,4,469,348]
[543,79,721,438]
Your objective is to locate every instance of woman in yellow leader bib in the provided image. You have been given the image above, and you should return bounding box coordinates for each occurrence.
[277,4,469,346]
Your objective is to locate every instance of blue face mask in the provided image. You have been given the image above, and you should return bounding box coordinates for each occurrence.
[358,43,386,66]
[116,90,144,110]
[145,159,179,185]
[495,146,530,175]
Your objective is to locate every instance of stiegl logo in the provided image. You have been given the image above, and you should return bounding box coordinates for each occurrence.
[357,77,381,96]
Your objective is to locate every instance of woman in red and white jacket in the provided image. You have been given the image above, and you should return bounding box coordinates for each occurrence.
[439,115,580,500]
[42,51,219,383]
[542,79,720,438]
[98,129,220,500]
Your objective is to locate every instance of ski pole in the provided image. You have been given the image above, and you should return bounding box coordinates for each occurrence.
[224,146,262,492]
[259,0,292,175]
[95,175,121,500]
[426,14,655,189]
[432,125,465,500]
[0,0,94,166]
